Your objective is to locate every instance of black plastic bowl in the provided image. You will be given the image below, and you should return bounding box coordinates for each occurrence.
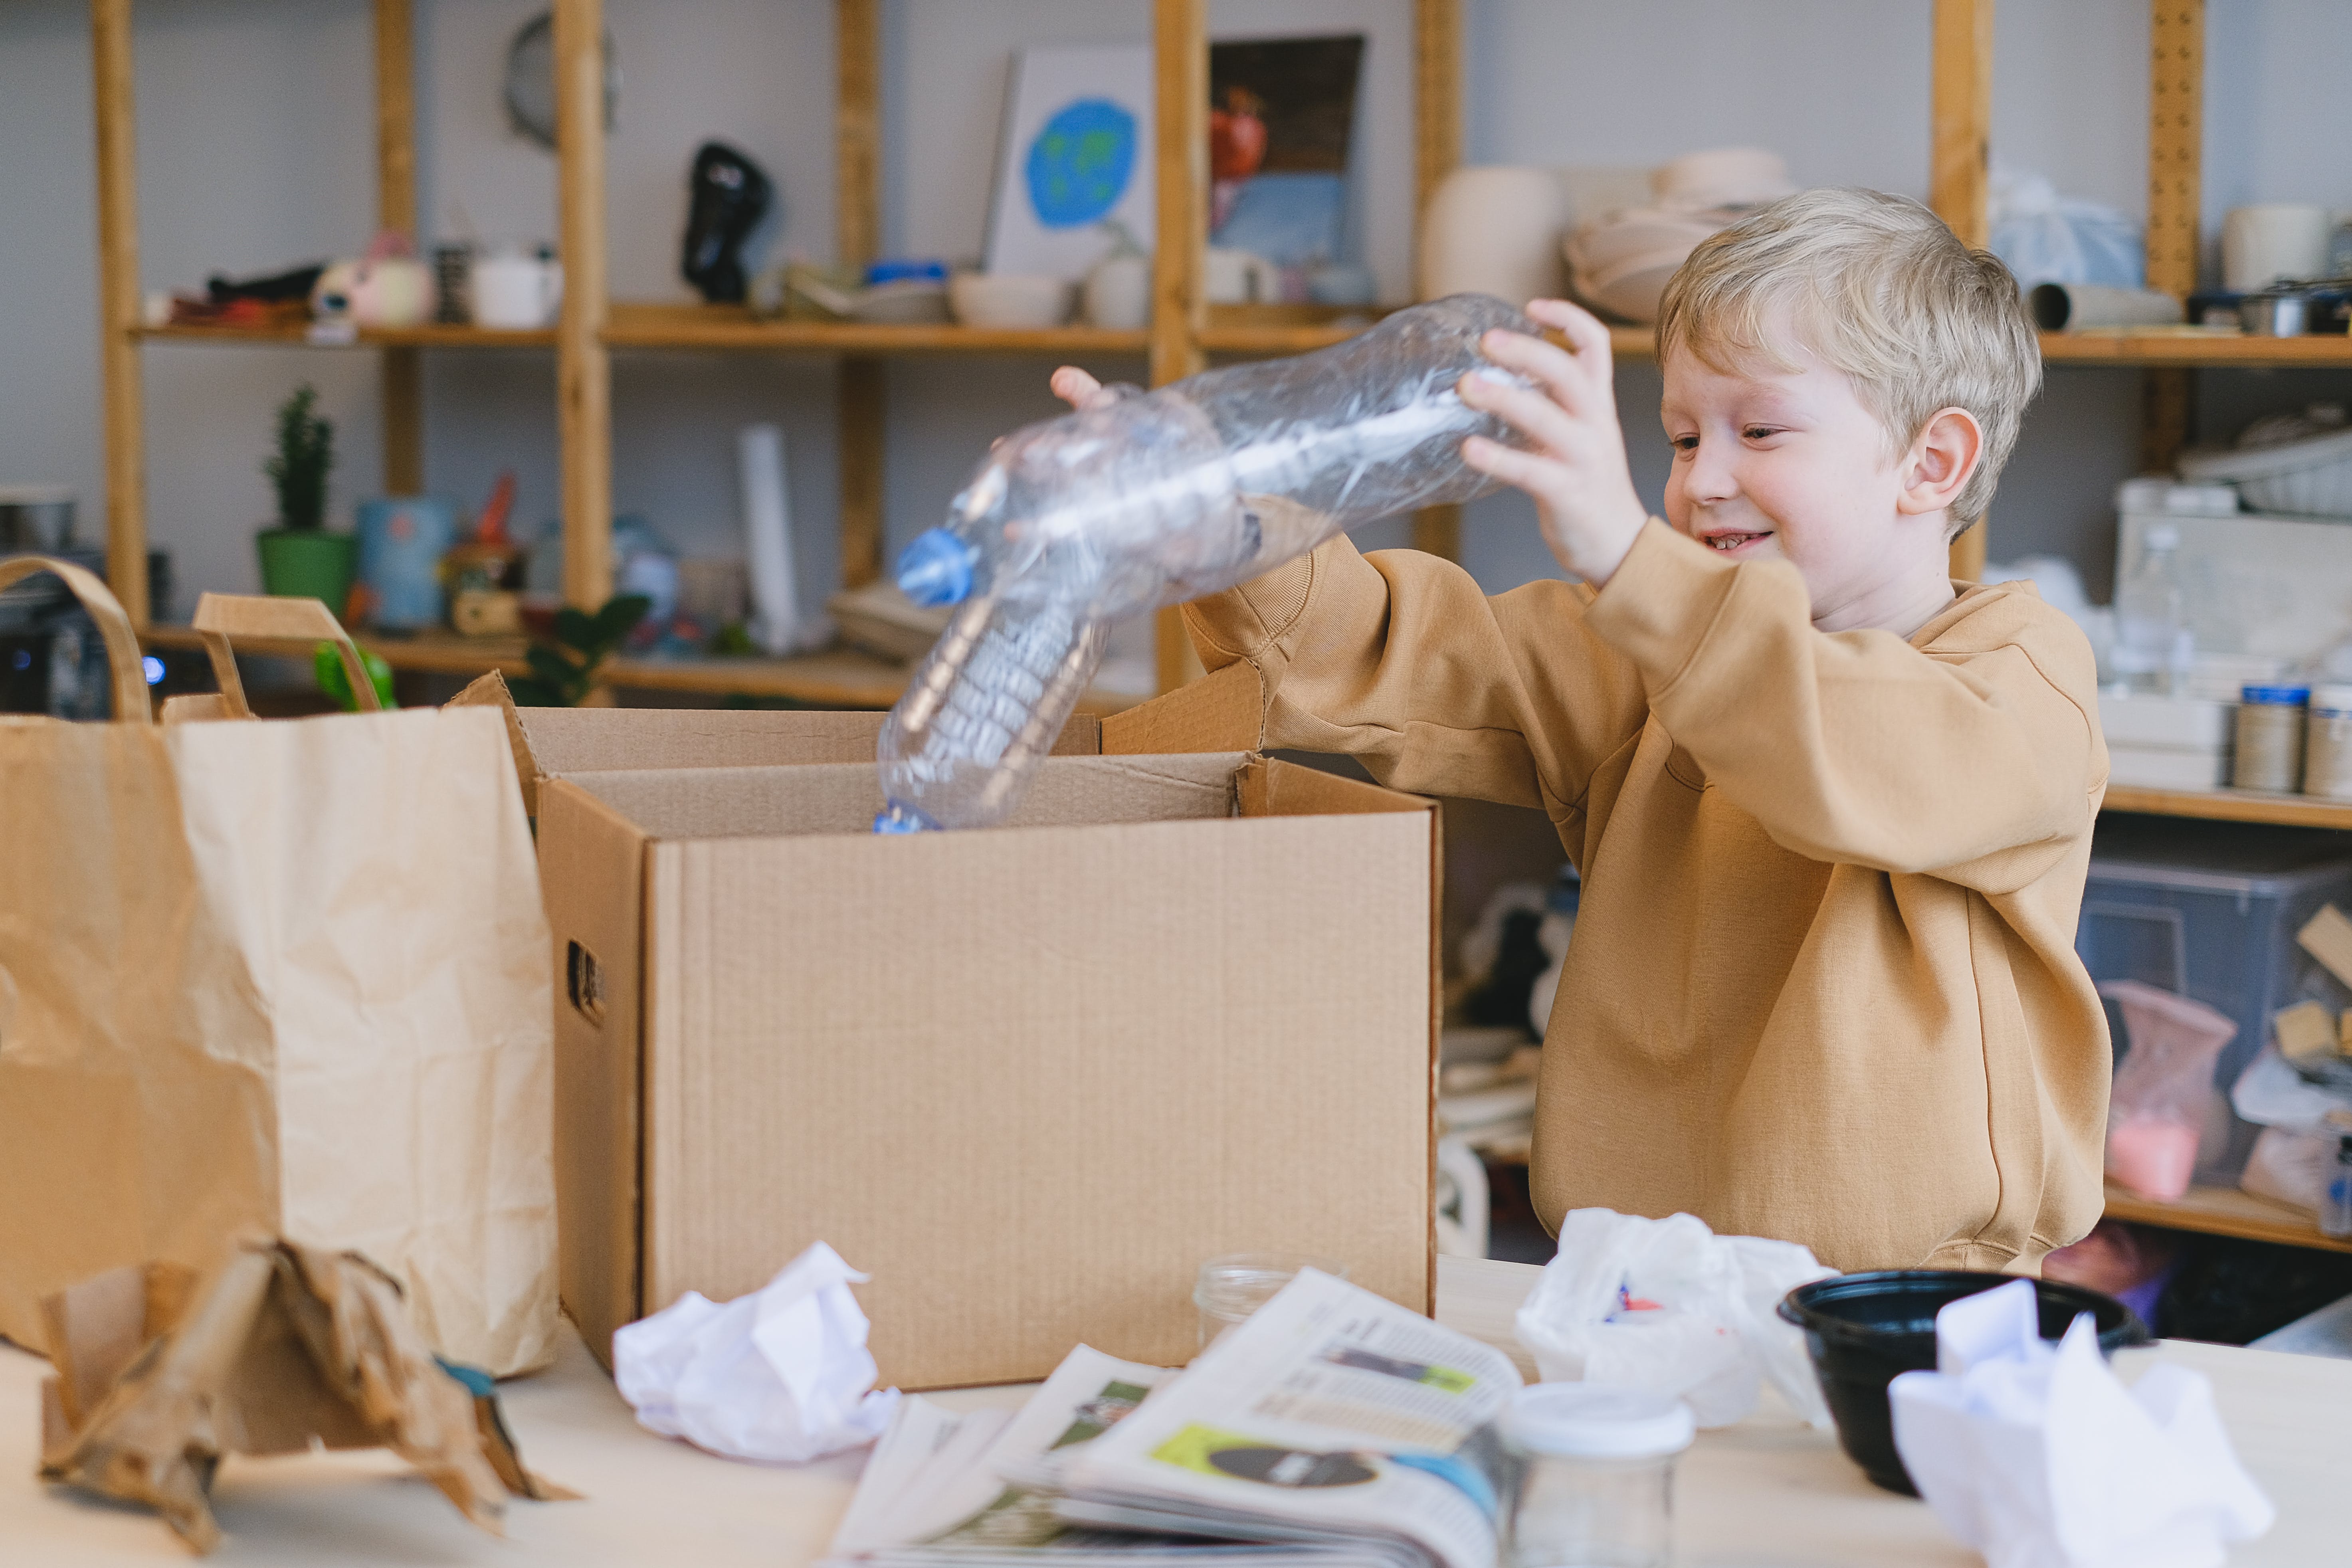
[1777,1270,2150,1496]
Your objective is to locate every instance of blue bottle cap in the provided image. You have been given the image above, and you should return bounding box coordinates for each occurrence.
[896,527,978,607]
[2242,684,2311,705]
[873,801,940,834]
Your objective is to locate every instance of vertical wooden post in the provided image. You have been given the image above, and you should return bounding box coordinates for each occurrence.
[375,0,423,495]
[1151,0,1209,691]
[1931,0,1994,581]
[554,0,612,609]
[91,0,148,625]
[1411,0,1463,563]
[2143,0,2204,471]
[837,0,885,592]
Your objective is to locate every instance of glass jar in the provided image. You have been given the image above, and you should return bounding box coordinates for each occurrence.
[1505,1384,1695,1568]
[2233,684,2309,793]
[2304,685,2352,800]
[1194,1253,1349,1348]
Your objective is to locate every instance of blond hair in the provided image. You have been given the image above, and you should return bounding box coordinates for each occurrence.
[1654,187,2040,533]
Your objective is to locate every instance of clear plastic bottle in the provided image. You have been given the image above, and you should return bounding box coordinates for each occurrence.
[2112,523,2194,696]
[874,293,1538,832]
[2325,1136,2352,1241]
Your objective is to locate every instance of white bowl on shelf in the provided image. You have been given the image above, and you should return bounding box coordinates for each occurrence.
[949,272,1074,330]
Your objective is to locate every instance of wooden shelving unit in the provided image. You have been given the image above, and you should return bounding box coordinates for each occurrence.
[89,0,2344,725]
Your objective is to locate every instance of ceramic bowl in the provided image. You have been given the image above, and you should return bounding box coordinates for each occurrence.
[1778,1271,2148,1496]
[949,272,1074,330]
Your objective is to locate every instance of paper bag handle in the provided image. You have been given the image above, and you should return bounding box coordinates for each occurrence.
[189,593,383,717]
[0,555,153,722]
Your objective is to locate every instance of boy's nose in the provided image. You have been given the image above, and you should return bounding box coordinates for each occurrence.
[1684,438,1740,504]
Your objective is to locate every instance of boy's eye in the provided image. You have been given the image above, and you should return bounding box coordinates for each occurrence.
[1669,435,1699,454]
[1742,426,1781,442]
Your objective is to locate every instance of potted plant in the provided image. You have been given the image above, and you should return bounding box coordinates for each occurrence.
[255,384,357,609]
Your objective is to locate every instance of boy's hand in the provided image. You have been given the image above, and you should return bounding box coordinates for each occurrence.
[1458,299,1650,586]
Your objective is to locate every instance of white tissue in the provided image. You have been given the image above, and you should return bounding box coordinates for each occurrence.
[1513,1208,1835,1428]
[1890,1279,2273,1568]
[613,1241,900,1463]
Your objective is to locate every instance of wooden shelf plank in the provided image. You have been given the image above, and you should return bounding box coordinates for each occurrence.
[141,622,533,678]
[602,302,1148,355]
[606,649,1146,712]
[2105,1181,2352,1254]
[2041,327,2352,367]
[134,321,556,349]
[2101,783,2352,830]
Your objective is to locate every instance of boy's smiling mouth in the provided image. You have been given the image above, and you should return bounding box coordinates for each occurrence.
[1700,529,1772,554]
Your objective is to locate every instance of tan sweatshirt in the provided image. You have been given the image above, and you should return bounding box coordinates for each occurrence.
[1186,517,2112,1273]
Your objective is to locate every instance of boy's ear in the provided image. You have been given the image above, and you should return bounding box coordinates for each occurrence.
[1895,406,1983,517]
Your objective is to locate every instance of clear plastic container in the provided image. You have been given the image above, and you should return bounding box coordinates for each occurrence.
[2112,522,2192,696]
[1193,1252,1350,1348]
[2234,683,2310,793]
[873,294,1538,833]
[1505,1384,1694,1568]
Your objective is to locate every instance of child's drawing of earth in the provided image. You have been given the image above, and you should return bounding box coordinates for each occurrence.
[1026,97,1136,228]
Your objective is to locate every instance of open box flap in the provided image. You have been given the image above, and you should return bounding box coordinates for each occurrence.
[563,752,1250,841]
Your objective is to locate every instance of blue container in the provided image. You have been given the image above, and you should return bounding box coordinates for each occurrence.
[356,496,456,631]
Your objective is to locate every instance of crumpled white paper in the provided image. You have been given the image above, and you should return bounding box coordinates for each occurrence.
[613,1241,900,1463]
[1891,1278,2274,1568]
[1513,1208,1835,1427]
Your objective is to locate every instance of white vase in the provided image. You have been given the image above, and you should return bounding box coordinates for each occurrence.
[1084,251,1151,330]
[1420,166,1567,306]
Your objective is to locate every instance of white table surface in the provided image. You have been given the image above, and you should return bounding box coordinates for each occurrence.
[6,1255,2347,1566]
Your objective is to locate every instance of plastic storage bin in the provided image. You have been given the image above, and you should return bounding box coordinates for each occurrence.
[2076,817,2352,1180]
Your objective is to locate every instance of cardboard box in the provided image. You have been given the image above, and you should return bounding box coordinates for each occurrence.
[529,670,1440,1390]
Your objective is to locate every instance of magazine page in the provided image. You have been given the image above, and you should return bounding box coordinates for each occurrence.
[828,1346,1170,1558]
[1057,1271,1520,1568]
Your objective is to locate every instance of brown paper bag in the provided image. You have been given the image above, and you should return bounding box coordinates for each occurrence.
[0,560,558,1375]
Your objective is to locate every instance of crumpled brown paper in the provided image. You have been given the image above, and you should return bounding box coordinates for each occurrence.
[37,1237,573,1554]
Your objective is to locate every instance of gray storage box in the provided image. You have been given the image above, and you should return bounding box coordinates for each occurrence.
[2078,817,2352,1180]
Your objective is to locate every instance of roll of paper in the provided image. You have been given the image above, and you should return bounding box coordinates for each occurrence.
[738,423,802,655]
[2028,283,2184,331]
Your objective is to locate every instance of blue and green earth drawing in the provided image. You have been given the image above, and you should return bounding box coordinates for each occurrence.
[1026,97,1136,228]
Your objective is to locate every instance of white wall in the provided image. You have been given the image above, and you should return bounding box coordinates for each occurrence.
[2,0,2349,616]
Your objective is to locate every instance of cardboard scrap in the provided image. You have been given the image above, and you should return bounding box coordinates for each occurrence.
[2297,904,2352,994]
[2274,1000,2341,1064]
[38,1237,572,1554]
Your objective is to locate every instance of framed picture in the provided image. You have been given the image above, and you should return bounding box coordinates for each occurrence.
[983,45,1156,280]
[1208,35,1365,281]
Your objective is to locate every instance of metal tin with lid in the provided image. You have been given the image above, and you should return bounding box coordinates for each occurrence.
[2236,684,2310,794]
[1504,1385,1693,1568]
[2305,684,2352,800]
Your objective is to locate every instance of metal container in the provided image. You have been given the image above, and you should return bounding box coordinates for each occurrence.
[2241,290,2312,336]
[0,485,74,551]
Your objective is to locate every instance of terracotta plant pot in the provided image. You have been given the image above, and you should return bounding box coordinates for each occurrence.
[255,527,358,612]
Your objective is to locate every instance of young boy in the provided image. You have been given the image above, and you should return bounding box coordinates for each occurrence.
[1055,187,2109,1273]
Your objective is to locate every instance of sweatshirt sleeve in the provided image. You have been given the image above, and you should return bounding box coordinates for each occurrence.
[1182,524,1650,816]
[1583,519,2103,891]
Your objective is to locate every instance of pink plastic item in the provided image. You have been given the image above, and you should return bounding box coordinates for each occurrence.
[2101,981,2237,1201]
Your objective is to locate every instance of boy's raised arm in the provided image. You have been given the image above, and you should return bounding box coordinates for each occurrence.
[1586,519,2105,891]
[1184,519,1648,819]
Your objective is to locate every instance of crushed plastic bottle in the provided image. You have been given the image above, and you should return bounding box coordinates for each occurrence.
[874,293,1540,832]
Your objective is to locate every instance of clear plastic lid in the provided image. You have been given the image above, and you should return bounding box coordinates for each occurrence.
[2311,684,2352,713]
[1505,1384,1696,1460]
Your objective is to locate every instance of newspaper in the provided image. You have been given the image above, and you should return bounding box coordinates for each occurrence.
[1057,1270,1521,1568]
[825,1273,1519,1568]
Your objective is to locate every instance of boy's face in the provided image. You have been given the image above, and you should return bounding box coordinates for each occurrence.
[1658,320,1956,633]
